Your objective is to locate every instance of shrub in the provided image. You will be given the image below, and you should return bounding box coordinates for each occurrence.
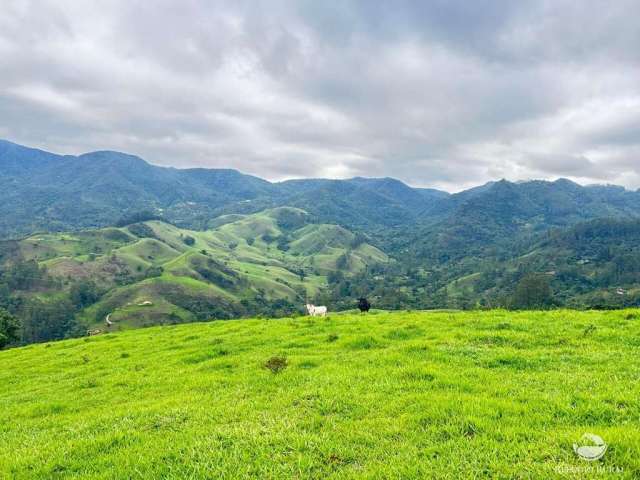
[183,236,196,246]
[127,223,156,239]
[145,266,163,278]
[264,356,288,374]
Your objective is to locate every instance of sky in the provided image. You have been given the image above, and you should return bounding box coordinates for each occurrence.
[1,1,640,192]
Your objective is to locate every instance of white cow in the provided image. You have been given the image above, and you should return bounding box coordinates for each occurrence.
[306,304,327,317]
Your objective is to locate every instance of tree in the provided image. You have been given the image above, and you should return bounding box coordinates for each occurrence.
[20,299,77,344]
[350,233,368,249]
[5,260,46,290]
[0,308,19,349]
[127,223,156,238]
[336,253,349,270]
[511,274,553,310]
[69,281,100,309]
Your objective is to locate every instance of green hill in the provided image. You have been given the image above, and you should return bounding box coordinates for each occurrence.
[2,208,387,336]
[1,309,638,478]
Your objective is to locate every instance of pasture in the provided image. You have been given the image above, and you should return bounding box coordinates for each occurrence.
[14,208,387,331]
[1,309,639,478]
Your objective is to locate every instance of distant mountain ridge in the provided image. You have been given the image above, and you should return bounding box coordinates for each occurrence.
[1,140,451,237]
[2,139,640,242]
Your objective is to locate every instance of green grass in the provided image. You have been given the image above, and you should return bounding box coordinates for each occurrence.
[1,309,639,478]
[116,238,182,266]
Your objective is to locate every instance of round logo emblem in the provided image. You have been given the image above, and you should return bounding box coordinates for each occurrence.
[573,433,607,461]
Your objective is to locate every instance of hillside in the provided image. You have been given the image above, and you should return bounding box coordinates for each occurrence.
[1,208,387,336]
[1,310,638,478]
[5,140,640,323]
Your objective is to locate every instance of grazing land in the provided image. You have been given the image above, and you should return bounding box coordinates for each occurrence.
[1,309,639,478]
[2,207,386,336]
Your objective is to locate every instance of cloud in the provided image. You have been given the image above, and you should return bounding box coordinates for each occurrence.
[1,0,640,191]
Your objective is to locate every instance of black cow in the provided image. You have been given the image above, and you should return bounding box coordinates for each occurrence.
[357,297,371,313]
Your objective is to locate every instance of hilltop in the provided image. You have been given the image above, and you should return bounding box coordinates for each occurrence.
[1,309,638,478]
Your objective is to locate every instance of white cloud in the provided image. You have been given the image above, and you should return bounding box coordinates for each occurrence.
[1,0,640,191]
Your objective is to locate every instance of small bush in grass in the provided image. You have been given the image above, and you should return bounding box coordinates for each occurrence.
[327,334,339,343]
[264,356,288,374]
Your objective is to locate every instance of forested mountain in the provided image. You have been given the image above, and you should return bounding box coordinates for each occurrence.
[3,140,640,347]
[0,140,279,236]
[4,140,640,243]
[0,140,449,237]
[401,178,640,262]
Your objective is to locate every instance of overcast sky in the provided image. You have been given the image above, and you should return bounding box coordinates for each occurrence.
[2,1,640,191]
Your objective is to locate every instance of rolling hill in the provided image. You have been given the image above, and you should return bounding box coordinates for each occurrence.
[1,207,387,334]
[1,309,638,478]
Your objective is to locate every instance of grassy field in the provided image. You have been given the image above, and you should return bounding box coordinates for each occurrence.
[1,309,639,479]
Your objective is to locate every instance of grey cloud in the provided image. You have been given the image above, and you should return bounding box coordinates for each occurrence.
[1,0,640,191]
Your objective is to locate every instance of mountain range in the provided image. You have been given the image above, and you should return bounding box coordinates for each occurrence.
[2,139,640,344]
[2,139,639,238]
